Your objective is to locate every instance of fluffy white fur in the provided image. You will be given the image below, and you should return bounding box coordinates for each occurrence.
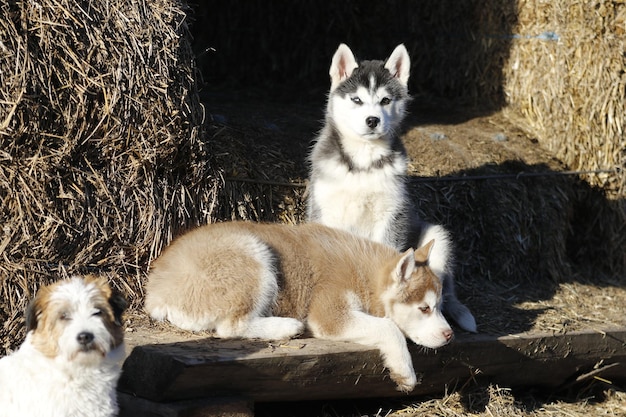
[0,276,126,417]
[145,222,453,392]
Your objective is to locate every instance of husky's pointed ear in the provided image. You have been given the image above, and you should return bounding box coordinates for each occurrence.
[330,44,358,91]
[394,249,416,284]
[385,44,411,86]
[414,239,435,265]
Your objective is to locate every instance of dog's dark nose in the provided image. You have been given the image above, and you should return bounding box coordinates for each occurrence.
[77,331,95,346]
[366,116,380,129]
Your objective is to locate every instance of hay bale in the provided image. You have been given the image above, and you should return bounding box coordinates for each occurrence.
[210,126,308,225]
[405,120,575,285]
[499,1,626,282]
[412,163,573,284]
[0,0,218,353]
[502,1,626,198]
[404,112,625,333]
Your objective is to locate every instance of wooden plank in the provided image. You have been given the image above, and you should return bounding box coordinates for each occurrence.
[117,393,253,417]
[117,327,626,403]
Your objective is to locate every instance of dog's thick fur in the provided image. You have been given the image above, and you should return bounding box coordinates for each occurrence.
[0,275,127,417]
[306,44,476,332]
[145,221,453,392]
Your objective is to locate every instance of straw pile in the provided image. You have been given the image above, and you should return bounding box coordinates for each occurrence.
[500,0,626,281]
[0,0,219,353]
[502,1,625,197]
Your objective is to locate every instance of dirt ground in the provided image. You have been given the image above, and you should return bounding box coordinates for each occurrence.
[126,93,626,416]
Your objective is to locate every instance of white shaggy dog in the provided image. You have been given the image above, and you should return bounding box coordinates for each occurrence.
[145,222,454,392]
[0,275,127,417]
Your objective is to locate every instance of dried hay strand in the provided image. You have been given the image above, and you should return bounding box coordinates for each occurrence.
[502,0,626,198]
[0,0,219,353]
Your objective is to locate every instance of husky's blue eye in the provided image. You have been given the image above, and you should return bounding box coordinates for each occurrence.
[381,97,391,105]
[351,96,362,105]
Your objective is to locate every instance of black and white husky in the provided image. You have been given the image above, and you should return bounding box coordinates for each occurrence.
[307,44,476,332]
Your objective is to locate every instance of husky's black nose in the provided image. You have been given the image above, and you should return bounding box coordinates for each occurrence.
[77,331,95,346]
[366,116,380,129]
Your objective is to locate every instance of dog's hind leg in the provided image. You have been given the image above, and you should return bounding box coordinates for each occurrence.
[215,316,304,340]
[418,223,477,333]
[441,280,477,333]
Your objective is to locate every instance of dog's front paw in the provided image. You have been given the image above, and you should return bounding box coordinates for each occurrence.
[390,370,417,393]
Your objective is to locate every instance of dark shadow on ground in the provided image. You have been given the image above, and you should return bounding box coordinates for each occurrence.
[409,161,625,335]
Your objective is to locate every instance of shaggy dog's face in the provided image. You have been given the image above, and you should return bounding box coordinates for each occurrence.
[26,275,126,366]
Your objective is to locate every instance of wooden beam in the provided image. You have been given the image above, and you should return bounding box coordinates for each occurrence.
[118,327,626,403]
[117,393,253,417]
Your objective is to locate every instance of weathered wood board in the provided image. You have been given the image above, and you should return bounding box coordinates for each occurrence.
[117,393,254,417]
[118,327,626,404]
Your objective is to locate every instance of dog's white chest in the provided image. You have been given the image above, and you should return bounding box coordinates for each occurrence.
[312,161,404,244]
[0,341,121,417]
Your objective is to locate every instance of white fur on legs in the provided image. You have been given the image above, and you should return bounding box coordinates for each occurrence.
[419,224,477,333]
[442,284,477,333]
[310,310,417,392]
[215,316,304,340]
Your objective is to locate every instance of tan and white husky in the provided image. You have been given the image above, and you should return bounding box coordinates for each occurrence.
[144,222,453,391]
